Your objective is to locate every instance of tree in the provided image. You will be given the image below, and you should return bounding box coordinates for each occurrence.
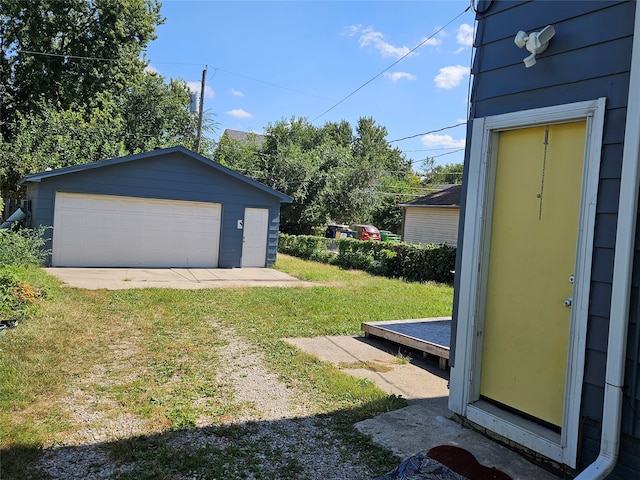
[117,74,200,153]
[219,116,417,234]
[421,160,464,186]
[0,1,214,199]
[0,99,126,197]
[371,173,423,233]
[350,117,416,233]
[0,0,163,140]
[212,131,264,172]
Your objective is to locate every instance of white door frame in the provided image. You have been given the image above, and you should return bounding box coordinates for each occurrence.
[449,98,606,467]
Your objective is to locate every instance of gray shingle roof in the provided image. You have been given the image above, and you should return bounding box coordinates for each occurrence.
[400,184,461,207]
[221,129,265,146]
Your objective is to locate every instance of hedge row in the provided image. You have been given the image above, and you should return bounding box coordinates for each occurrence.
[277,234,456,284]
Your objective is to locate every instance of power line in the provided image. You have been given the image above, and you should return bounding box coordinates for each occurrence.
[403,146,462,152]
[213,67,332,101]
[309,5,472,123]
[17,49,119,62]
[409,149,465,164]
[15,46,468,154]
[390,123,467,143]
[16,49,335,102]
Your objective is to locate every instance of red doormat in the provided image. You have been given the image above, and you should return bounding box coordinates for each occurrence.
[427,445,513,480]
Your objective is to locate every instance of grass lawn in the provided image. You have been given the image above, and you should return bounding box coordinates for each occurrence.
[0,254,453,479]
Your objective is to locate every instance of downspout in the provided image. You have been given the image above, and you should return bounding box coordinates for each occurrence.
[574,1,640,478]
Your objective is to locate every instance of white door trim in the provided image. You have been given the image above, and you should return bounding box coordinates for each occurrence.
[449,98,606,467]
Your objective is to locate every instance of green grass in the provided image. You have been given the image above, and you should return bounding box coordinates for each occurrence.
[0,254,453,478]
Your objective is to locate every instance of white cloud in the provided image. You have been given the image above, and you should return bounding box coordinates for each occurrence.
[343,24,362,37]
[384,71,417,83]
[422,36,442,47]
[456,23,475,48]
[434,65,469,89]
[420,133,466,149]
[186,81,215,99]
[226,109,253,119]
[359,27,411,58]
[349,25,441,59]
[144,64,158,74]
[347,25,411,59]
[230,88,244,97]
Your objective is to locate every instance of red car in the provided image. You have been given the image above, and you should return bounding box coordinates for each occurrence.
[351,224,381,241]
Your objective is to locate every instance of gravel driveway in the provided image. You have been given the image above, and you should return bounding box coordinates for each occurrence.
[33,326,380,480]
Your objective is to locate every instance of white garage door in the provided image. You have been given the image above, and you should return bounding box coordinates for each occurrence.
[52,192,221,267]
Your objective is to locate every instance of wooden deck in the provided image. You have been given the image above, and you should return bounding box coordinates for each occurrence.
[361,317,452,369]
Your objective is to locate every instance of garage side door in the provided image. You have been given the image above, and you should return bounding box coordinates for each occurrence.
[241,208,269,268]
[52,192,221,267]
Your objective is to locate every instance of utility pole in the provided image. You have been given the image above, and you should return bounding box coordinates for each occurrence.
[196,66,207,153]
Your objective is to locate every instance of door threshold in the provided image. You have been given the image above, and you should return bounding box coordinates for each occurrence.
[466,400,563,463]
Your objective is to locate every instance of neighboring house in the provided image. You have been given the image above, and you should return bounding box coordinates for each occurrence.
[219,128,265,147]
[20,146,292,268]
[449,1,640,478]
[400,185,460,246]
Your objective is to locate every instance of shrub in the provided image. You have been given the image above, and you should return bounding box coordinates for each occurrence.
[278,233,336,263]
[278,233,455,284]
[335,238,397,275]
[0,226,51,267]
[0,266,43,320]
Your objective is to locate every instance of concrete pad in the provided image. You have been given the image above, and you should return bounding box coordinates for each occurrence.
[284,335,561,480]
[43,267,315,290]
[285,335,449,401]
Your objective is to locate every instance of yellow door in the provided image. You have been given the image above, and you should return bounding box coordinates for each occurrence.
[479,121,586,427]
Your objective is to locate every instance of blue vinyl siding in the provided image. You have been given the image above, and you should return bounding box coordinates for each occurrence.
[458,0,639,475]
[25,149,289,268]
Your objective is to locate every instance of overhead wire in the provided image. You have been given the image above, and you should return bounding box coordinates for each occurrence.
[14,3,475,158]
[17,49,120,63]
[15,50,334,102]
[309,4,472,123]
[389,123,466,143]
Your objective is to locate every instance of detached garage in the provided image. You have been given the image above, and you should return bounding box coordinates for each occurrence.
[400,185,460,246]
[21,146,292,268]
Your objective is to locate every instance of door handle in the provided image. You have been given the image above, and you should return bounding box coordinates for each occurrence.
[564,298,572,308]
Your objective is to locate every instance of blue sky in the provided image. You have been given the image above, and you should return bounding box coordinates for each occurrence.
[145,1,475,171]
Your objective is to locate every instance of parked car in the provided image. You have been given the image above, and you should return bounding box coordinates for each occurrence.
[325,224,354,239]
[350,224,381,241]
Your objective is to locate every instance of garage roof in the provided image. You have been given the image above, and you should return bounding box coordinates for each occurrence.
[20,145,292,203]
[399,184,461,207]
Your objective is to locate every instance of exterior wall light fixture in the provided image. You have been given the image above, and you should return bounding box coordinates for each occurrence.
[514,25,555,67]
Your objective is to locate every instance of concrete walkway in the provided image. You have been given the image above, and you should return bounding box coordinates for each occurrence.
[284,335,561,480]
[43,267,314,289]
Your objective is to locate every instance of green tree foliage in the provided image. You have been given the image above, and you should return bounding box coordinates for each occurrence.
[213,131,264,170]
[118,75,201,153]
[0,1,207,199]
[371,173,423,232]
[0,0,162,134]
[219,116,417,235]
[421,159,464,186]
[0,99,127,197]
